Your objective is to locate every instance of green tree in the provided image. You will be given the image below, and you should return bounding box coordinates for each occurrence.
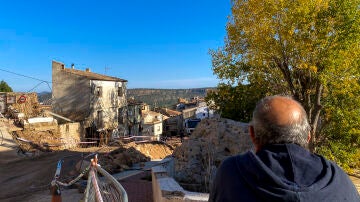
[211,0,360,153]
[206,83,266,122]
[0,80,13,92]
[317,70,360,172]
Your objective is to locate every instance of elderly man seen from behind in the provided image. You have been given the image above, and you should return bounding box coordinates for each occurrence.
[209,95,359,202]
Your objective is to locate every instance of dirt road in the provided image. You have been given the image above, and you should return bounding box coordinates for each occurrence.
[0,150,86,201]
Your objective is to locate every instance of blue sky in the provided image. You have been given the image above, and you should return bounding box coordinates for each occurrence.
[0,0,230,92]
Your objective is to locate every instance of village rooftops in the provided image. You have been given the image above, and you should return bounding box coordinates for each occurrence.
[142,110,162,118]
[142,110,164,124]
[158,108,182,117]
[53,60,127,82]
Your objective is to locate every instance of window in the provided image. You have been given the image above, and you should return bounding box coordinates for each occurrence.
[157,126,161,132]
[66,124,69,133]
[95,86,102,97]
[118,87,123,97]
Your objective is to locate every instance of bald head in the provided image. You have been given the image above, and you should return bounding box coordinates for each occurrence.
[251,95,310,149]
[260,96,304,126]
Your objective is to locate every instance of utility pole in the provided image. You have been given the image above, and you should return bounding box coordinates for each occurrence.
[105,66,110,75]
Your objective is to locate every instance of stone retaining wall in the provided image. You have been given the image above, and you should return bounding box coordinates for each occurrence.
[152,158,209,202]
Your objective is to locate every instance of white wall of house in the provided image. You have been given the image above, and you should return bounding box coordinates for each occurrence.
[142,111,163,140]
[154,121,163,137]
[195,106,214,120]
[90,80,127,129]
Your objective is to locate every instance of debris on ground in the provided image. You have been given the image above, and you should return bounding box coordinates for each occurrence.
[173,117,253,192]
[99,141,175,173]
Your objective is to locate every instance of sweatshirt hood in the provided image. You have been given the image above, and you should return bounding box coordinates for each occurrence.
[235,144,347,201]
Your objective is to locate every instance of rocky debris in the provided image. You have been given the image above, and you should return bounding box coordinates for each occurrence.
[173,117,253,192]
[98,141,174,174]
[13,128,63,152]
[98,147,148,173]
[130,141,174,160]
[6,92,42,119]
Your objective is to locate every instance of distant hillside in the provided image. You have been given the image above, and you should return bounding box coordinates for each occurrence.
[37,91,52,103]
[36,88,215,108]
[128,88,214,108]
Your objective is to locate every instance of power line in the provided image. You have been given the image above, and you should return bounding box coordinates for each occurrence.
[0,68,50,83]
[0,68,54,92]
[27,81,46,92]
[26,81,53,92]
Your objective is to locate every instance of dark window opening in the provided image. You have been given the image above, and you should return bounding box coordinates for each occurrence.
[96,86,102,97]
[118,87,123,97]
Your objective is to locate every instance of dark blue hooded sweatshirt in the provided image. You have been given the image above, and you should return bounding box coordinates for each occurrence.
[209,144,359,202]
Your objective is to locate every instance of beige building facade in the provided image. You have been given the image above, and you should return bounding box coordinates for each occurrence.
[52,61,127,133]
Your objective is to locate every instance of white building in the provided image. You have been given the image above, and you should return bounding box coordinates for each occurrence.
[142,110,163,140]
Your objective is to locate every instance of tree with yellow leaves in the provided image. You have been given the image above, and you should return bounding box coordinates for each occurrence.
[211,0,360,156]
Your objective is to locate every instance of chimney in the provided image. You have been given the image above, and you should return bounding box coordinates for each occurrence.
[71,63,75,69]
[85,68,90,72]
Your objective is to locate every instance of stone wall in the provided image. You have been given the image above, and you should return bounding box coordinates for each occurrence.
[152,158,209,202]
[58,122,82,149]
[173,117,254,192]
[52,61,91,122]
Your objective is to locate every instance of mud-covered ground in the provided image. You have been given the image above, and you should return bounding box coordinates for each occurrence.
[0,136,180,201]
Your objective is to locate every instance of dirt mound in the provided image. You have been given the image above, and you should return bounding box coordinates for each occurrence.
[13,128,62,152]
[173,117,253,192]
[128,141,174,160]
[100,141,174,173]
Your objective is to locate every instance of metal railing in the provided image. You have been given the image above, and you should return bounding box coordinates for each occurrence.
[51,154,128,202]
[84,155,128,202]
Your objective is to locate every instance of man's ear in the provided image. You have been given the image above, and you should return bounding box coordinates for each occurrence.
[249,125,259,152]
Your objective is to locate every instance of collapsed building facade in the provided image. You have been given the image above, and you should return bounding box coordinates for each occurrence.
[0,92,82,150]
[126,98,143,136]
[51,61,128,141]
[0,92,41,118]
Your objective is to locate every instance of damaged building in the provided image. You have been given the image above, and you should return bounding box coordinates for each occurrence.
[0,92,82,150]
[156,108,183,137]
[141,104,163,141]
[0,92,41,119]
[126,98,143,136]
[51,61,128,141]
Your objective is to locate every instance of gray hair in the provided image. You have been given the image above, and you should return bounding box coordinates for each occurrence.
[251,96,311,148]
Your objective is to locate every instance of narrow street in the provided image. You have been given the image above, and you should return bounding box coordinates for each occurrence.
[0,118,21,164]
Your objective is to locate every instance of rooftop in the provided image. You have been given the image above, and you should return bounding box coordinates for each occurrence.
[54,60,127,82]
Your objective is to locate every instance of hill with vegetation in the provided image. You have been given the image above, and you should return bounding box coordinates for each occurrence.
[127,88,213,109]
[37,88,214,108]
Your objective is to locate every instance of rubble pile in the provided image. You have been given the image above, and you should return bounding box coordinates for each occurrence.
[99,141,174,173]
[14,127,63,152]
[173,117,253,192]
[99,146,150,173]
[7,93,42,119]
[128,141,174,160]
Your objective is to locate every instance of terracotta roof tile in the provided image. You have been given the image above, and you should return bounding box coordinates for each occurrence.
[63,68,127,82]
